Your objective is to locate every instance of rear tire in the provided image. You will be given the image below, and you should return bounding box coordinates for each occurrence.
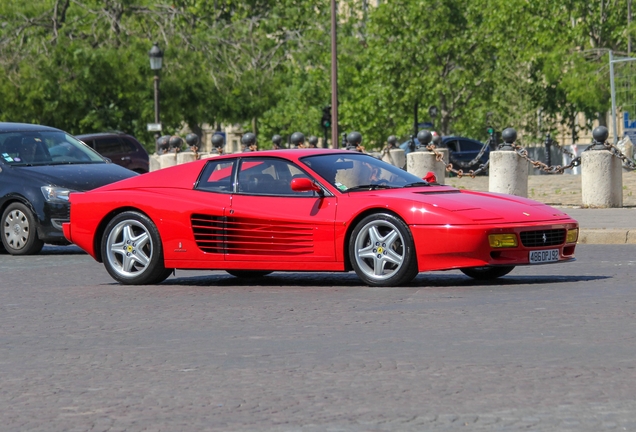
[101,211,172,285]
[460,266,515,280]
[1,202,44,255]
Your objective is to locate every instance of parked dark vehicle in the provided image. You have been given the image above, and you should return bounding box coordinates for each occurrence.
[0,123,137,255]
[442,136,491,172]
[400,135,491,172]
[76,132,149,173]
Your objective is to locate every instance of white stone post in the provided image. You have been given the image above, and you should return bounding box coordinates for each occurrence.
[200,152,220,160]
[406,149,448,185]
[381,149,406,169]
[159,152,178,169]
[581,126,623,208]
[488,128,528,197]
[177,152,197,165]
[149,154,161,172]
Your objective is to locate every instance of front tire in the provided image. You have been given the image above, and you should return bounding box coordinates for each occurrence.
[101,211,172,285]
[349,213,418,287]
[1,202,44,255]
[460,266,515,280]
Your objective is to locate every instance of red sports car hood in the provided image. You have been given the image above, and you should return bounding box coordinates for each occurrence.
[393,187,571,224]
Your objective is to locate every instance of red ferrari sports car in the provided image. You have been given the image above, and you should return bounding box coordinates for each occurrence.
[63,149,578,287]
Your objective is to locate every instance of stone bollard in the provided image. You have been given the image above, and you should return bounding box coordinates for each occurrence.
[149,154,161,172]
[405,130,447,184]
[177,152,197,165]
[406,149,448,184]
[489,128,528,197]
[159,153,177,169]
[382,148,406,168]
[582,126,622,208]
[199,152,217,159]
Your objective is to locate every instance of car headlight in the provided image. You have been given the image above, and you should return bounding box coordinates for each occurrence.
[566,228,579,243]
[41,186,73,202]
[488,233,518,248]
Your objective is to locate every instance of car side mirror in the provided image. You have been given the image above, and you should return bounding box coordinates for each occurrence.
[291,177,322,193]
[423,171,437,183]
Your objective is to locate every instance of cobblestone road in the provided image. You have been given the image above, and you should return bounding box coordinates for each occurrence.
[1,245,636,431]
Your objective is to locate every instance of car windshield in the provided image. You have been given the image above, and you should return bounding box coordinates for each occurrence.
[301,153,429,192]
[0,131,105,166]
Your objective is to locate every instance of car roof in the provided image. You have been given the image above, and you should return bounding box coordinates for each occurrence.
[75,132,130,138]
[0,122,62,133]
[442,136,484,143]
[225,148,363,158]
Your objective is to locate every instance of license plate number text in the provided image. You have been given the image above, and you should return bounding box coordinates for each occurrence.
[529,249,560,264]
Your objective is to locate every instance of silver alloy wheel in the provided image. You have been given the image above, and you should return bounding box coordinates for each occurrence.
[353,219,406,281]
[3,208,30,251]
[105,219,153,279]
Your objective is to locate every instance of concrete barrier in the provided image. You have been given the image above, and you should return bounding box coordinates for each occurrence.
[489,150,528,197]
[149,155,161,172]
[406,149,448,185]
[177,152,197,165]
[381,149,406,169]
[159,153,178,170]
[581,150,623,207]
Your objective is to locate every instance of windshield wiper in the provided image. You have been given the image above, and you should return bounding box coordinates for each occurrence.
[345,184,395,192]
[402,181,430,188]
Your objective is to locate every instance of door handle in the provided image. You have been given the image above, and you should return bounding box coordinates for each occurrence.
[121,157,131,161]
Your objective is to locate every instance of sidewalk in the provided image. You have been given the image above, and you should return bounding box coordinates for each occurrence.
[445,170,636,245]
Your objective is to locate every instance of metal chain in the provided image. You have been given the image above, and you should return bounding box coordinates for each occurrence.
[511,141,636,173]
[380,136,636,178]
[423,141,583,177]
[603,141,636,170]
[424,144,490,178]
[510,144,584,174]
[448,137,492,168]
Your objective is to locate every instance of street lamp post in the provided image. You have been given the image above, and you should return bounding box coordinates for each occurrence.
[149,43,163,153]
[330,0,338,149]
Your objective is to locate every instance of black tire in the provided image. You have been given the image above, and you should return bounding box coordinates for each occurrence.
[101,211,172,285]
[1,202,44,255]
[348,213,418,287]
[460,266,515,280]
[226,270,273,279]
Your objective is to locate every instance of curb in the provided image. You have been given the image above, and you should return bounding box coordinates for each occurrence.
[578,228,636,245]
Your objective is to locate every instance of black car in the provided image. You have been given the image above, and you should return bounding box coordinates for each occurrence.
[0,123,137,255]
[76,132,150,173]
[400,135,491,172]
[442,136,491,171]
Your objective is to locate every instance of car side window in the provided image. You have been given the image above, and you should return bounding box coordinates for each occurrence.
[460,139,479,152]
[80,139,95,148]
[195,159,235,193]
[95,137,125,154]
[445,139,459,152]
[237,157,317,196]
[121,138,138,154]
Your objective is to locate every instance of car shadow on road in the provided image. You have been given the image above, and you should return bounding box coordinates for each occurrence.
[158,271,610,288]
[40,245,86,255]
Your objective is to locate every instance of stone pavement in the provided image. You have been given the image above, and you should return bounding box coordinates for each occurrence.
[445,170,636,245]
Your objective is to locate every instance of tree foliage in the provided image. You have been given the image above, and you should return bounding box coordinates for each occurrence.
[0,0,633,151]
